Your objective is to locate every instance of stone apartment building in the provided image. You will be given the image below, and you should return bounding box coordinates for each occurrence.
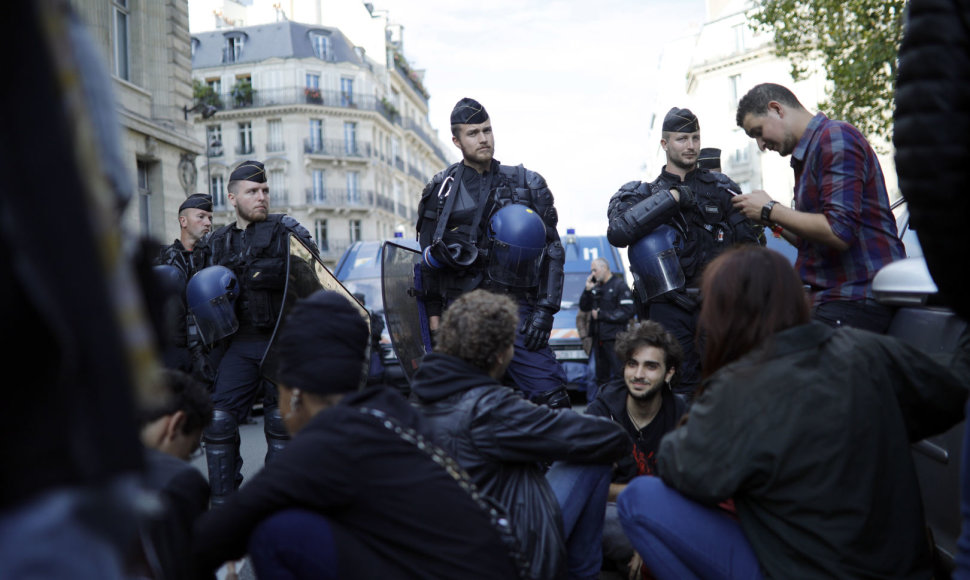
[70,0,205,246]
[189,18,450,264]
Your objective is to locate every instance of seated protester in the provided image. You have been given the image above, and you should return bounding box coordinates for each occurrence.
[617,246,970,580]
[191,291,522,580]
[585,321,687,578]
[410,289,632,580]
[134,368,213,580]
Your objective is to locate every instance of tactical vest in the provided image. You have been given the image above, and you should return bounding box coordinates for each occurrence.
[209,215,289,332]
[419,163,539,298]
[651,170,743,284]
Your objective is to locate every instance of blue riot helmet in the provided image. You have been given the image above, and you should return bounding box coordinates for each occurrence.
[486,203,547,287]
[186,265,239,346]
[628,225,686,302]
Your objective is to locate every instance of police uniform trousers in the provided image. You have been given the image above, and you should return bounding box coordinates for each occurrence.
[647,302,700,399]
[211,338,279,419]
[505,300,568,398]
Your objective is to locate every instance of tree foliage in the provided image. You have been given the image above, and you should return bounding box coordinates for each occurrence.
[748,0,906,146]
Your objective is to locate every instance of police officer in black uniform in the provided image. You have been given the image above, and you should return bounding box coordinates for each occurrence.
[155,193,215,382]
[195,160,319,505]
[579,257,636,388]
[607,108,761,398]
[416,98,570,408]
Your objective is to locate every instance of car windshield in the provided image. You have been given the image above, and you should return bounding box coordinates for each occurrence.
[561,272,589,309]
[341,277,383,313]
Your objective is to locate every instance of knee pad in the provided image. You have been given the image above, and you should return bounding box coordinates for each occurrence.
[263,406,289,442]
[204,409,238,445]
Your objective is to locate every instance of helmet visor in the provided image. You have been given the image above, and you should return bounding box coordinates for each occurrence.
[632,247,685,302]
[487,241,544,287]
[191,294,239,346]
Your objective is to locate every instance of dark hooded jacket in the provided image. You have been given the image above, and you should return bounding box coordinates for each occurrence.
[192,386,520,580]
[658,322,970,579]
[409,353,631,580]
[585,379,687,480]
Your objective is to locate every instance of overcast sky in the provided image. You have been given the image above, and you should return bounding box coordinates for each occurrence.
[370,0,706,236]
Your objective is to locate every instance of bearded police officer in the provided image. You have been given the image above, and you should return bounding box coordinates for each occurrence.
[195,160,319,505]
[607,108,761,399]
[416,98,570,408]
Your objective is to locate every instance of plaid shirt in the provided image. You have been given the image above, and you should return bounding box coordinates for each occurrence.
[791,113,905,304]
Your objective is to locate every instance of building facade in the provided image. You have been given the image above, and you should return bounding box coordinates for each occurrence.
[189,18,450,264]
[71,0,205,245]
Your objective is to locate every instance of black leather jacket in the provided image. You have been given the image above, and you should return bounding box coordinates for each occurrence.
[578,275,636,341]
[410,353,631,580]
[415,159,565,318]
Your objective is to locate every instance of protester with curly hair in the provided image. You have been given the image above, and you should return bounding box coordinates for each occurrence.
[411,289,631,580]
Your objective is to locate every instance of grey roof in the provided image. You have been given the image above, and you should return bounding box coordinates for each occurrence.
[191,21,366,69]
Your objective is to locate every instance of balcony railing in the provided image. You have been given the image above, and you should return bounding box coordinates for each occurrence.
[197,86,384,113]
[304,188,375,208]
[236,144,254,155]
[266,141,285,153]
[403,118,449,162]
[317,238,350,261]
[303,138,372,159]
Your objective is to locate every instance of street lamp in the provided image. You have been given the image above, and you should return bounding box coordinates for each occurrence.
[183,102,218,121]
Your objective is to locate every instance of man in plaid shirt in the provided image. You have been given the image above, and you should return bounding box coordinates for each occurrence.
[732,82,905,333]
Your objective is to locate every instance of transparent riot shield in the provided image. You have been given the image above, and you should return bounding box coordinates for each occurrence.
[261,234,370,388]
[381,241,433,384]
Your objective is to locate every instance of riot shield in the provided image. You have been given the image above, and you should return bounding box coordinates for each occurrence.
[381,241,433,384]
[261,234,370,388]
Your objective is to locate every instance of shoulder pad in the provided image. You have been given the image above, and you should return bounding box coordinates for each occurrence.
[523,167,548,190]
[280,214,300,230]
[619,180,642,192]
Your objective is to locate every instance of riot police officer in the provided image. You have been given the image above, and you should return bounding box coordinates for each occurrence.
[195,160,319,505]
[154,193,214,382]
[607,108,761,398]
[415,98,570,408]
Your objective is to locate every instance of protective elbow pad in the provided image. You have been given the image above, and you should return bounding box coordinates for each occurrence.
[610,193,679,247]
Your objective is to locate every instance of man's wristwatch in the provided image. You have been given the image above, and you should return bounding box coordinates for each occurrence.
[761,200,779,224]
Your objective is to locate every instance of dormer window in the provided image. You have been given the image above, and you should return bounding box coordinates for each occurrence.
[309,31,331,61]
[223,32,246,63]
[191,37,200,58]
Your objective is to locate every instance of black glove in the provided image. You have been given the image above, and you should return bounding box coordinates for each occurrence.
[673,184,695,208]
[519,308,554,351]
[190,346,216,384]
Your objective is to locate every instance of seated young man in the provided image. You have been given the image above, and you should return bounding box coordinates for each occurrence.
[135,368,213,580]
[585,321,688,577]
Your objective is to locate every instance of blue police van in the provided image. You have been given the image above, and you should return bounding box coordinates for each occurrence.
[554,228,627,397]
